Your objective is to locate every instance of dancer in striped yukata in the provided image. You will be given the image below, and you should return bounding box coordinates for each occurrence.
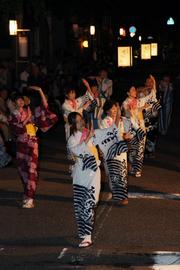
[67,112,101,248]
[9,86,58,208]
[138,75,161,158]
[122,86,146,177]
[95,100,130,205]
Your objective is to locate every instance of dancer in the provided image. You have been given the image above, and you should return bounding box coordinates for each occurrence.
[9,86,58,208]
[67,111,101,248]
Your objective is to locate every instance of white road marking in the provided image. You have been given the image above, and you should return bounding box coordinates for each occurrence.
[57,247,68,259]
[152,254,180,265]
[129,192,180,200]
[151,252,180,255]
[152,266,180,270]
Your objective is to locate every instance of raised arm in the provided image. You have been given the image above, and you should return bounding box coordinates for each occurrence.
[149,74,156,90]
[82,78,94,99]
[28,86,48,108]
[115,102,121,127]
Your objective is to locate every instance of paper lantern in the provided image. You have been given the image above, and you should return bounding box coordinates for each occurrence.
[118,46,133,67]
[151,43,158,56]
[141,44,151,60]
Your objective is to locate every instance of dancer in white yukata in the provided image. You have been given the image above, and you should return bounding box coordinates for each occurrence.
[67,112,101,248]
[96,100,131,205]
[62,84,92,140]
[122,86,146,177]
[138,75,161,158]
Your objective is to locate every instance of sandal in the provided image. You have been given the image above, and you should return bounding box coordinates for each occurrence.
[118,198,129,206]
[78,240,92,248]
[135,171,142,177]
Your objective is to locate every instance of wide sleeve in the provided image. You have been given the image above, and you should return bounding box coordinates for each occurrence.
[99,116,114,129]
[68,133,98,172]
[67,134,88,157]
[62,100,75,118]
[8,111,26,136]
[76,91,90,109]
[34,105,58,132]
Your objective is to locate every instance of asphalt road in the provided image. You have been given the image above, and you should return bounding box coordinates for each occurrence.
[0,94,180,269]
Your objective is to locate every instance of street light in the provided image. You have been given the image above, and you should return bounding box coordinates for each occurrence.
[9,20,30,78]
[9,20,17,35]
[82,40,89,48]
[90,25,95,36]
[90,25,96,61]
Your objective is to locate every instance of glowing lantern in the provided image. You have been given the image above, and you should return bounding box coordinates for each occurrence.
[118,46,133,67]
[9,20,17,35]
[82,40,89,48]
[141,44,151,60]
[151,43,158,56]
[90,25,95,35]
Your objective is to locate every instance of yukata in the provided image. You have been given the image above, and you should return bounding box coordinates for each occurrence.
[9,105,58,200]
[62,93,89,140]
[93,124,128,201]
[67,129,101,239]
[139,89,161,155]
[83,93,106,130]
[98,78,113,99]
[122,97,146,175]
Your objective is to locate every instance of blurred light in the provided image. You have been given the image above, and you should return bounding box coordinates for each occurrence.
[147,36,153,40]
[130,32,135,37]
[167,17,175,25]
[9,20,17,35]
[82,40,89,48]
[72,23,79,32]
[141,44,151,60]
[19,36,28,57]
[151,43,158,56]
[119,28,126,36]
[90,25,95,35]
[118,46,133,67]
[129,26,136,33]
[72,24,79,38]
[138,36,142,41]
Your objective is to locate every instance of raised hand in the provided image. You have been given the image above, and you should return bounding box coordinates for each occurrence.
[27,86,42,91]
[82,79,89,88]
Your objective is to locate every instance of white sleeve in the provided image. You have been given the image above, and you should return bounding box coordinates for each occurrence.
[123,117,132,133]
[62,101,75,118]
[76,91,89,108]
[93,129,102,146]
[68,135,88,156]
[98,118,109,129]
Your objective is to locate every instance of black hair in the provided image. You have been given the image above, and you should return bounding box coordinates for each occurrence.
[64,84,76,97]
[23,88,41,109]
[11,93,24,102]
[103,99,117,115]
[87,79,98,88]
[68,112,82,136]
